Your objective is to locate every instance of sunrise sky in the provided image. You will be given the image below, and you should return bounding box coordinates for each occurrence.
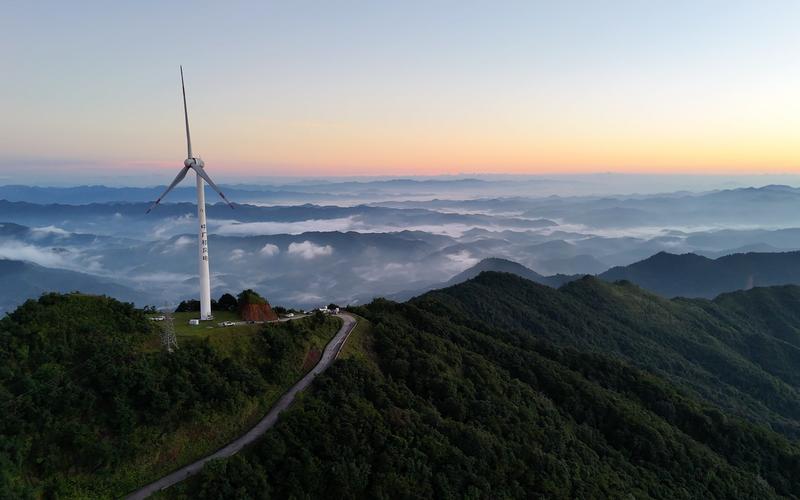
[2,1,800,181]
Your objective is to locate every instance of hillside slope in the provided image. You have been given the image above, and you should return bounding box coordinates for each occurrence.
[0,293,340,498]
[175,272,800,499]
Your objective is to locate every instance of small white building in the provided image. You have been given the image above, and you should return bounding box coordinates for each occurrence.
[149,315,166,321]
[188,319,200,325]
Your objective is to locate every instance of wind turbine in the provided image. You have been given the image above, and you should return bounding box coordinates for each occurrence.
[147,66,233,320]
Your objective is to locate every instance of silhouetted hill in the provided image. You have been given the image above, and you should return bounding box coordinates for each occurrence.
[395,250,800,304]
[384,257,577,302]
[599,250,800,298]
[442,257,547,286]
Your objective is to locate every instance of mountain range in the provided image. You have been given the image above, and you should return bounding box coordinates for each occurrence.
[6,182,800,311]
[396,250,800,301]
[6,261,800,496]
[7,247,800,314]
[0,259,147,312]
[600,250,800,298]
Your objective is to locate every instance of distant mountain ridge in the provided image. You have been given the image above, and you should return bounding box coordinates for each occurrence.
[385,257,575,302]
[598,250,800,298]
[413,250,800,301]
[0,258,147,312]
[0,179,501,205]
[442,257,575,289]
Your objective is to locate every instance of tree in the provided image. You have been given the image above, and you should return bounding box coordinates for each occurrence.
[177,299,218,312]
[175,299,200,312]
[237,289,266,307]
[217,293,238,312]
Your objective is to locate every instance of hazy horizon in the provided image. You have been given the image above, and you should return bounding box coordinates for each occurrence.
[6,173,800,196]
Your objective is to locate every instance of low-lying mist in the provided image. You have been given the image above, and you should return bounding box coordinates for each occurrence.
[3,179,800,312]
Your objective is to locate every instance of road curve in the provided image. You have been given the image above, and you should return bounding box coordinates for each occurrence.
[126,313,357,499]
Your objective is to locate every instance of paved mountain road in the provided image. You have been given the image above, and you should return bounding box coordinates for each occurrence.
[125,313,357,499]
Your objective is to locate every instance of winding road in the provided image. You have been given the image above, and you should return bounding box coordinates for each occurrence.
[125,313,357,499]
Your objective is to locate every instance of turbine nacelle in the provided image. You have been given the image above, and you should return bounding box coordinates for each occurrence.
[184,157,205,169]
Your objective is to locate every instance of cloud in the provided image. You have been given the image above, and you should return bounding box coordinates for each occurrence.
[174,236,193,248]
[214,216,476,237]
[30,225,71,239]
[259,243,280,257]
[215,217,358,236]
[0,241,68,267]
[0,240,107,275]
[83,254,104,272]
[230,248,247,261]
[352,261,424,282]
[444,250,479,272]
[288,292,325,303]
[153,213,195,238]
[131,272,195,283]
[159,235,194,254]
[287,241,333,259]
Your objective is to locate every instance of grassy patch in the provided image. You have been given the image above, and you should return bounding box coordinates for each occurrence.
[338,314,377,370]
[170,311,242,336]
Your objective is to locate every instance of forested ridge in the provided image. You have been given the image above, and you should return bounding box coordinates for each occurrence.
[0,293,339,498]
[6,273,800,498]
[175,272,800,499]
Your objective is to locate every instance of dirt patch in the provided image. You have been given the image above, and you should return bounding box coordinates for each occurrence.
[302,348,322,372]
[240,303,278,322]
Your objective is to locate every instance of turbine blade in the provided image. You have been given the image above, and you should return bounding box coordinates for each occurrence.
[146,166,190,213]
[181,66,192,159]
[193,166,234,209]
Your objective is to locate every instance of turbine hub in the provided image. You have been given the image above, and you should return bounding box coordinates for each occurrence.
[184,157,205,168]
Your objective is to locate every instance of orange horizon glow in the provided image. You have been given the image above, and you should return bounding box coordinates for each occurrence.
[3,2,800,179]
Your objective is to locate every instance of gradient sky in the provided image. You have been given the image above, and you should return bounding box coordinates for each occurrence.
[2,1,800,181]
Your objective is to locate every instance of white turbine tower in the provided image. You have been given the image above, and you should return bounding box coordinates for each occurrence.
[147,66,233,320]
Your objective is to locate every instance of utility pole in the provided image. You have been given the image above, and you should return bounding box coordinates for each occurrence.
[160,306,179,353]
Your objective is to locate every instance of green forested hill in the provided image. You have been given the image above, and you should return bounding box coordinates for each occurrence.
[421,273,800,436]
[0,293,339,498]
[176,272,800,499]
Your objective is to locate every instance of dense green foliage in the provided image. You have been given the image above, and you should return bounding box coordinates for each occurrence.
[271,306,301,316]
[216,293,238,312]
[237,289,267,306]
[175,292,244,313]
[423,273,800,437]
[175,298,203,312]
[179,273,800,499]
[0,293,338,498]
